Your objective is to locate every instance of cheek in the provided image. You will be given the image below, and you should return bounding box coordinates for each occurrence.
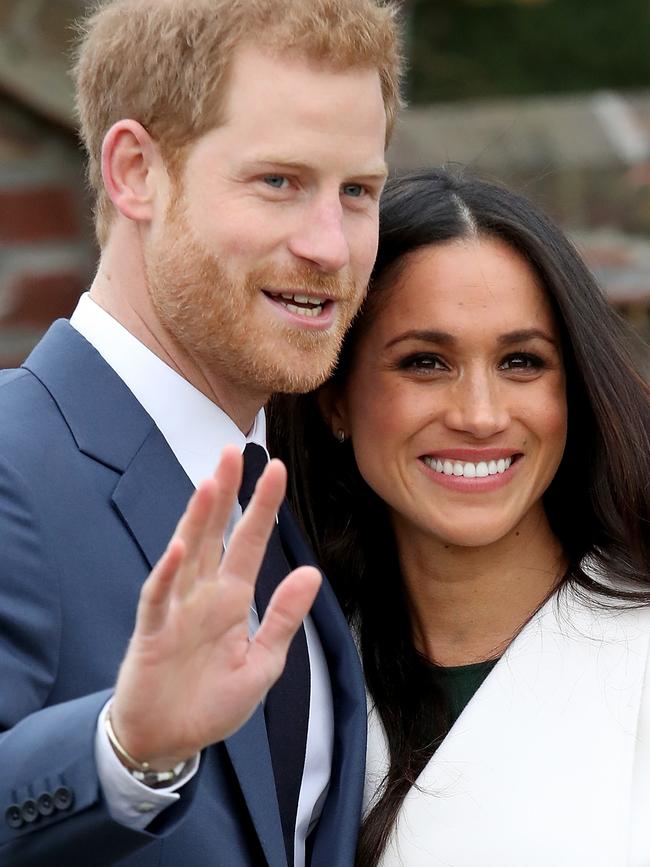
[344,376,392,460]
[206,218,266,259]
[532,382,568,471]
[348,221,379,280]
[348,394,393,450]
[184,196,273,259]
[345,378,419,486]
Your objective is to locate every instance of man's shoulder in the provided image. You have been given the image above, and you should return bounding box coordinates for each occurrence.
[0,364,73,483]
[0,327,86,467]
[0,363,57,426]
[0,364,33,390]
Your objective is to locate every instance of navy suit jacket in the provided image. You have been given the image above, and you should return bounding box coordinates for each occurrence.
[0,321,366,867]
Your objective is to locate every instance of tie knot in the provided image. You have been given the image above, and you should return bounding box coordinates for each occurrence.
[238,443,269,510]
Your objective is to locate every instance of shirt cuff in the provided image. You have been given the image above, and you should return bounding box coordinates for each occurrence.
[95,700,200,831]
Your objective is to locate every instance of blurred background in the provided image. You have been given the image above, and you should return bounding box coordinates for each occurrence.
[1,0,649,368]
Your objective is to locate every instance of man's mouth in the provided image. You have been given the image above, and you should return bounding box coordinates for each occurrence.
[263,290,332,319]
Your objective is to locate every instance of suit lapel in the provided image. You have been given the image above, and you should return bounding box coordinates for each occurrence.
[23,320,155,474]
[224,709,287,867]
[24,320,194,571]
[279,505,367,865]
[111,425,195,568]
[373,586,650,867]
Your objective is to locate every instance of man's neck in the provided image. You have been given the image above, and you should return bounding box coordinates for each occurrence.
[89,245,266,434]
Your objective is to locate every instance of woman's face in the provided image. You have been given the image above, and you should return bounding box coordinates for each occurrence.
[333,236,568,550]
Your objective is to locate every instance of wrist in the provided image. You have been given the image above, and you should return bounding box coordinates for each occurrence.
[105,705,187,786]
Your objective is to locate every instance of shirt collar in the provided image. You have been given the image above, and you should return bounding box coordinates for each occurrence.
[69,292,267,488]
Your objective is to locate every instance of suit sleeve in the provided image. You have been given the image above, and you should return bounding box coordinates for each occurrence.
[0,453,199,865]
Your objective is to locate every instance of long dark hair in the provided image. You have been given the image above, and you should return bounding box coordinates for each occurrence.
[268,167,650,865]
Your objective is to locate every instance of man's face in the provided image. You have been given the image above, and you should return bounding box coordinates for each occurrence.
[145,44,388,399]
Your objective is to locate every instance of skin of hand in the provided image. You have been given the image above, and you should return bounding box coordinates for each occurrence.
[108,444,322,771]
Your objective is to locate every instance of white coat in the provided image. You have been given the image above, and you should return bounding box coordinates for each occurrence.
[365,585,650,866]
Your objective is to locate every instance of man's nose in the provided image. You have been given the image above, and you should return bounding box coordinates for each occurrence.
[443,372,510,439]
[287,196,350,274]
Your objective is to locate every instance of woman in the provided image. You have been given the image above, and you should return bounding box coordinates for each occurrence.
[269,168,650,866]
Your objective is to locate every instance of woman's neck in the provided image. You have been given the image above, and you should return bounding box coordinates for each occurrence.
[394,507,566,667]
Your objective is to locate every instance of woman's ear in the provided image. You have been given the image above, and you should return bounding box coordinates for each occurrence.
[317,383,349,444]
[101,119,162,224]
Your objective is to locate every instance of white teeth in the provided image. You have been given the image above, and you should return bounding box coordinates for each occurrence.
[279,292,326,305]
[424,456,514,477]
[285,303,321,318]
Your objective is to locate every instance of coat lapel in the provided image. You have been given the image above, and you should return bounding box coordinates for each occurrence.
[111,425,195,569]
[369,586,650,867]
[224,709,287,867]
[279,505,367,866]
[23,320,155,474]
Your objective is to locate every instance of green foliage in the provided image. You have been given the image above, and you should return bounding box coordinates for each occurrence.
[407,0,650,103]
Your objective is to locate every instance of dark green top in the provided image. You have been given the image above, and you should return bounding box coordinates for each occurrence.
[428,658,499,727]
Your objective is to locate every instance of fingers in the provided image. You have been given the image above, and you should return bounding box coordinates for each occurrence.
[198,445,243,576]
[136,537,186,634]
[172,446,242,598]
[249,566,322,671]
[135,449,287,639]
[135,445,243,633]
[219,458,287,588]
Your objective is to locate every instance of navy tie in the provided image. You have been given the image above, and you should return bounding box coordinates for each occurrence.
[238,443,311,867]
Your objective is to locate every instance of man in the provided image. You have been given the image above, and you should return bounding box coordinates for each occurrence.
[0,0,402,865]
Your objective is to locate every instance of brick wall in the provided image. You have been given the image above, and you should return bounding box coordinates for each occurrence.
[0,95,96,368]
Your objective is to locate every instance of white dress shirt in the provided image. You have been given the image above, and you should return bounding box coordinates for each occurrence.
[70,293,334,866]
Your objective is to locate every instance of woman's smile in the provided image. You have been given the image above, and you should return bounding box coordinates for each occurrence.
[419,450,523,492]
[334,235,567,551]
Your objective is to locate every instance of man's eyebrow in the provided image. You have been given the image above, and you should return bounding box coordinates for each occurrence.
[239,157,389,180]
[356,163,389,181]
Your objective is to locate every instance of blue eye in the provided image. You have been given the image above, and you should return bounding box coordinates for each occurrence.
[342,183,364,198]
[263,175,287,189]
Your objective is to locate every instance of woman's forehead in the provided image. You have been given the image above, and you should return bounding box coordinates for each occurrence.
[364,237,557,343]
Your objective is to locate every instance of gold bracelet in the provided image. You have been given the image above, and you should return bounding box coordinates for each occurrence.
[105,710,151,771]
[105,708,187,786]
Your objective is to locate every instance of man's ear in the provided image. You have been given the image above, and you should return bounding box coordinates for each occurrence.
[101,119,163,224]
[317,382,349,443]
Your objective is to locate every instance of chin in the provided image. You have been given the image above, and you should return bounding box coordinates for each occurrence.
[433,521,517,550]
[264,348,340,394]
[268,364,333,395]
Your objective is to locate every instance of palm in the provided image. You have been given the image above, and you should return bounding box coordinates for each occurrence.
[109,446,321,769]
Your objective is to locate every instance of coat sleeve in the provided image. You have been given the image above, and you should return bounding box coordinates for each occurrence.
[0,452,199,866]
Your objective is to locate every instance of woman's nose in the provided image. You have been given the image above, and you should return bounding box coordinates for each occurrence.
[443,372,510,439]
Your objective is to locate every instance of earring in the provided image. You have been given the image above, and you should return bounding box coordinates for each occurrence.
[336,429,346,443]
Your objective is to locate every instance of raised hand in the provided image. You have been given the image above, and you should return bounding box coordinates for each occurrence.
[108,445,322,771]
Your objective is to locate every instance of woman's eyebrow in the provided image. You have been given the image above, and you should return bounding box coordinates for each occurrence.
[498,329,558,347]
[384,328,559,351]
[384,330,455,350]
